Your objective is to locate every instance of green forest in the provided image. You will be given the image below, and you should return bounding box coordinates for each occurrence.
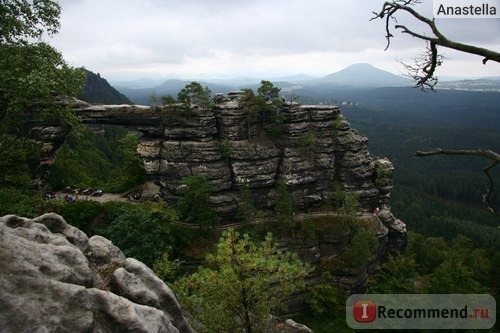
[340,103,500,250]
[31,83,500,331]
[1,1,499,332]
[2,76,499,332]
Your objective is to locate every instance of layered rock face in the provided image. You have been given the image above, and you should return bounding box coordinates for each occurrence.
[132,93,395,220]
[30,93,405,237]
[66,92,405,237]
[0,213,194,333]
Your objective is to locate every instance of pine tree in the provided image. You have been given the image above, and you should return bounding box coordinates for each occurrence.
[174,229,309,333]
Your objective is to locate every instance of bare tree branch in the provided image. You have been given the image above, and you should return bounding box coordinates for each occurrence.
[372,0,500,89]
[416,149,500,215]
[483,161,498,215]
[398,42,443,90]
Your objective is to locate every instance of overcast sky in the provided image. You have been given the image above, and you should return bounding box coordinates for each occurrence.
[49,0,500,81]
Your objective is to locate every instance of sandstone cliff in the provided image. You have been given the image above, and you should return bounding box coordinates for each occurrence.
[135,92,403,234]
[0,213,194,333]
[74,93,406,298]
[27,92,405,237]
[75,96,387,209]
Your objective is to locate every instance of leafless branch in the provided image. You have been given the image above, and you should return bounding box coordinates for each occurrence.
[416,148,500,215]
[482,161,498,215]
[372,0,500,89]
[398,42,443,90]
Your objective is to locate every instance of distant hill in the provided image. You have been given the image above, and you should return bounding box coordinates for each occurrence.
[79,70,133,104]
[115,79,234,105]
[109,77,165,89]
[113,63,500,105]
[481,76,500,81]
[310,63,409,87]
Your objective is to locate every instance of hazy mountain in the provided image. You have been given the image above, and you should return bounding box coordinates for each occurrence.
[110,78,165,89]
[112,63,500,105]
[310,63,410,87]
[268,73,317,82]
[481,76,500,81]
[200,75,315,89]
[154,79,196,95]
[115,79,235,105]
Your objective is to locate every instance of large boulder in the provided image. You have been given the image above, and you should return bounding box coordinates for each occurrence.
[0,213,194,333]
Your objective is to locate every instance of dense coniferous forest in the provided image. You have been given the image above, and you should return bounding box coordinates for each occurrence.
[338,97,500,250]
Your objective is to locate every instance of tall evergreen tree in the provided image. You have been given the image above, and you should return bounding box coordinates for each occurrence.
[177,175,219,228]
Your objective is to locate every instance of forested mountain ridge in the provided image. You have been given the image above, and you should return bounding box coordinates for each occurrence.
[79,70,132,104]
[339,98,500,250]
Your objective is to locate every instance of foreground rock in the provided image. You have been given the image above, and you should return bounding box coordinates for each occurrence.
[0,213,194,333]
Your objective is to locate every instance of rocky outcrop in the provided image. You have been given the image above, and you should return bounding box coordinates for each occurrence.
[283,319,314,333]
[134,95,394,218]
[27,124,70,185]
[27,92,405,234]
[0,213,194,333]
[79,69,133,105]
[274,212,390,315]
[16,93,408,326]
[74,93,395,221]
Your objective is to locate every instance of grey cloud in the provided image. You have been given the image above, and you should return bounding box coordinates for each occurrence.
[51,0,500,78]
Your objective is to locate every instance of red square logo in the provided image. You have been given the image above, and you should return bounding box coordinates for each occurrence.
[353,300,377,323]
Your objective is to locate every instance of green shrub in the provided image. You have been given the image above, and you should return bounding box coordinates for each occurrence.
[305,273,347,317]
[298,128,317,162]
[97,202,175,267]
[177,175,219,228]
[153,251,183,283]
[61,200,103,230]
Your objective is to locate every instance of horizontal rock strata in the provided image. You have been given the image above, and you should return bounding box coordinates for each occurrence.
[72,94,393,222]
[27,94,405,237]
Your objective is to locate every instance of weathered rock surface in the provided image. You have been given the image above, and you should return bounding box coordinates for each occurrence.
[69,95,397,222]
[146,100,390,217]
[284,319,314,333]
[27,124,70,185]
[26,94,404,235]
[275,212,390,315]
[0,213,194,333]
